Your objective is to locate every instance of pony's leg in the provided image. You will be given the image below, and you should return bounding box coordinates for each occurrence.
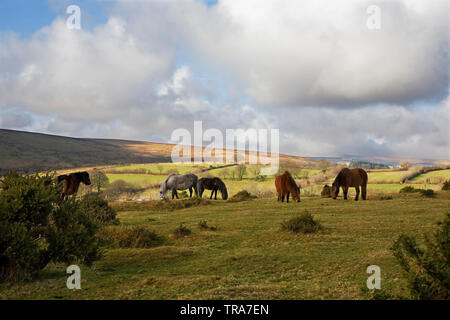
[286,192,290,203]
[175,189,179,199]
[343,187,348,200]
[281,193,285,202]
[189,187,193,198]
[214,189,218,200]
[355,186,360,201]
[277,192,281,201]
[362,185,367,200]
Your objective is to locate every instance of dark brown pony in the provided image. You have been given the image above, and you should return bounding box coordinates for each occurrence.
[275,171,300,203]
[331,168,368,201]
[57,171,91,200]
[197,177,228,200]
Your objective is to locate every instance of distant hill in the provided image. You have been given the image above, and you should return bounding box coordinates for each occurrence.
[0,129,315,175]
[0,129,173,175]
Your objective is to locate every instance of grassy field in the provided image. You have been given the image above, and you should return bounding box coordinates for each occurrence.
[1,191,449,300]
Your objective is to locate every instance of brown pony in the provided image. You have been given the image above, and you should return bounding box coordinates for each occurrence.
[197,177,228,200]
[331,168,368,201]
[275,171,300,203]
[57,171,91,200]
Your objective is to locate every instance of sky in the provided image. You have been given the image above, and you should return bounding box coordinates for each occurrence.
[0,0,448,160]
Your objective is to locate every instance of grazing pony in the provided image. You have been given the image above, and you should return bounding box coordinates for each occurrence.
[275,171,300,203]
[331,168,368,201]
[197,177,228,200]
[159,173,198,200]
[57,171,91,200]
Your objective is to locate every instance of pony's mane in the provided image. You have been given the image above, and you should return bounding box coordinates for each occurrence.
[215,177,228,200]
[332,169,344,186]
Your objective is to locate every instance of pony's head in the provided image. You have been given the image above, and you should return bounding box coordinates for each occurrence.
[159,183,168,200]
[331,182,339,199]
[292,185,301,202]
[73,172,91,185]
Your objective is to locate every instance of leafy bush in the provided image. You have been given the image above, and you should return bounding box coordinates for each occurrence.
[79,194,119,225]
[281,211,324,234]
[173,223,192,238]
[228,190,257,202]
[0,171,101,281]
[391,213,450,300]
[97,226,163,248]
[442,180,450,191]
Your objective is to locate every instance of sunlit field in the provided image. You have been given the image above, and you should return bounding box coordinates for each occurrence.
[1,190,448,299]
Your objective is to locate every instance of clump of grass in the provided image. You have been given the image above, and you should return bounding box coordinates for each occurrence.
[228,190,257,202]
[173,223,192,238]
[281,211,324,234]
[97,226,163,248]
[198,220,217,231]
[419,189,435,198]
[441,180,450,191]
[155,198,211,211]
[399,186,420,193]
[379,195,393,200]
[111,198,210,212]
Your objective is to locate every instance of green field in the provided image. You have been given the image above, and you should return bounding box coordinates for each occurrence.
[1,191,448,299]
[410,169,450,183]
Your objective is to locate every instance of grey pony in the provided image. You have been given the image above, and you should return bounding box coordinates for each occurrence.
[159,173,198,200]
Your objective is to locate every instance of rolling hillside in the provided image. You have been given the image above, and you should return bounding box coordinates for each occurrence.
[0,129,315,175]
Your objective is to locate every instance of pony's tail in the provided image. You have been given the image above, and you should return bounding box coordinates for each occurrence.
[218,179,228,200]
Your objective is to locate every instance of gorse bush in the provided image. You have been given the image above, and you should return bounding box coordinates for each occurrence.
[281,211,324,234]
[97,226,163,248]
[79,194,119,225]
[0,171,101,281]
[391,212,450,300]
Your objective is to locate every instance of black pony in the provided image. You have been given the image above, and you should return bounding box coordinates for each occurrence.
[197,177,228,200]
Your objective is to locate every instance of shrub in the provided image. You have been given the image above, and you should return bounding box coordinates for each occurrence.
[281,211,323,233]
[442,180,450,191]
[198,220,217,231]
[281,211,324,234]
[390,213,450,300]
[79,194,119,225]
[419,189,435,198]
[97,226,163,248]
[228,190,257,202]
[0,171,101,281]
[173,223,192,238]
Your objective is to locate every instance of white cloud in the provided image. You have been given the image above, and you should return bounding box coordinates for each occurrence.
[0,0,448,160]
